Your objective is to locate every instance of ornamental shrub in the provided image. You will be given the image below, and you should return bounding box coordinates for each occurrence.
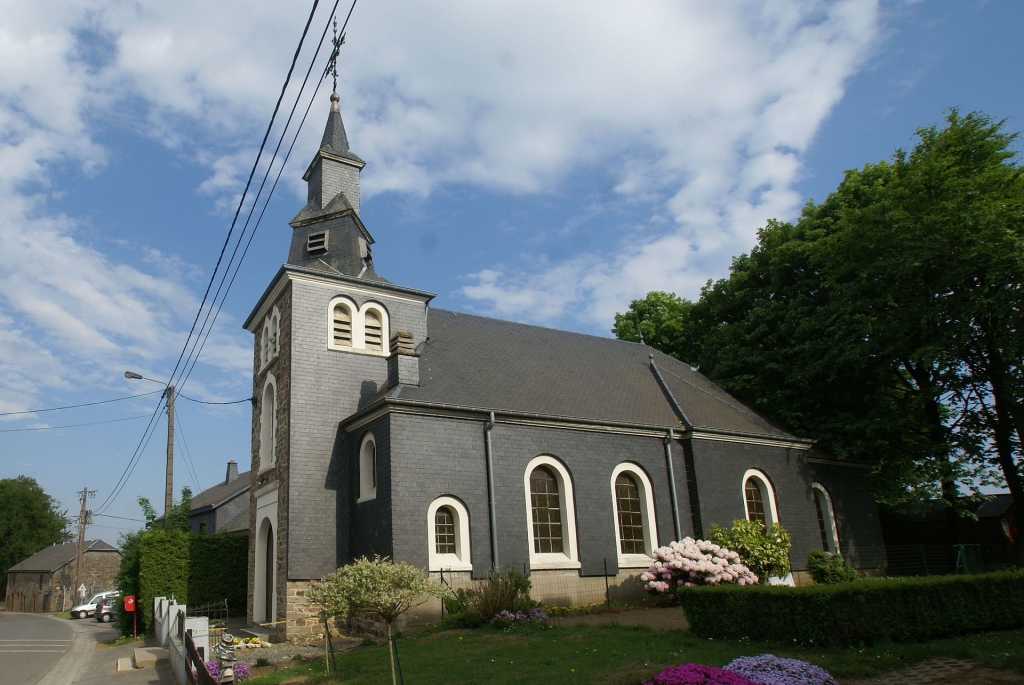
[678,570,1024,646]
[724,654,837,685]
[641,538,758,593]
[805,550,857,585]
[642,663,757,685]
[709,520,791,583]
[491,608,548,627]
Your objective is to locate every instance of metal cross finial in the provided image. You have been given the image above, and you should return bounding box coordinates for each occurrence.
[328,15,345,93]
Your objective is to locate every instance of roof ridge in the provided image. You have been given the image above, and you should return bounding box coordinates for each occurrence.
[431,308,654,349]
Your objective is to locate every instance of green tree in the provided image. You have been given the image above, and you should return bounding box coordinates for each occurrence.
[0,476,71,590]
[614,111,1024,555]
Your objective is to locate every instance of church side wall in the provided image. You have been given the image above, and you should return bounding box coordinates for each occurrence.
[286,277,428,582]
[688,438,843,574]
[806,461,885,570]
[388,416,689,579]
[349,413,393,562]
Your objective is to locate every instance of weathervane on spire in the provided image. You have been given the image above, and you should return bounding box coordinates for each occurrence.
[327,15,345,93]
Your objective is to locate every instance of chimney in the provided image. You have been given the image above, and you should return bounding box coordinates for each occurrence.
[225,460,239,485]
[387,331,419,388]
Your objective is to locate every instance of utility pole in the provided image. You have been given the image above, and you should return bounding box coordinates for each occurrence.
[164,385,175,527]
[74,487,94,601]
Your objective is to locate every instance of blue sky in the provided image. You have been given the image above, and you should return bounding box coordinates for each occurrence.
[0,0,1020,538]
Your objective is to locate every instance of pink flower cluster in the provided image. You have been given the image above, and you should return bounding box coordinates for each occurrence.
[640,538,758,592]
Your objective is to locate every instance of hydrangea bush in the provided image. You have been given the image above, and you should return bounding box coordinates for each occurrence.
[642,663,757,685]
[641,538,758,593]
[724,655,837,685]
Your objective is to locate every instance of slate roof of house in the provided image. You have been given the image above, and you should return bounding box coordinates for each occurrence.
[220,510,251,533]
[388,309,795,439]
[7,540,118,573]
[188,471,251,513]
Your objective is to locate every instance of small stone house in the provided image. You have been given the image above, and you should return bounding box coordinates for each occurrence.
[5,540,120,613]
[155,461,251,535]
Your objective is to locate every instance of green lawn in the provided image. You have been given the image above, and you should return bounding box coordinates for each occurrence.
[246,624,1024,684]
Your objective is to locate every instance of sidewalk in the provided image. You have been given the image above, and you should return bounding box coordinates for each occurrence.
[58,618,173,685]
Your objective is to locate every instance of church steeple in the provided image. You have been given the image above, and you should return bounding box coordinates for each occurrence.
[302,92,365,214]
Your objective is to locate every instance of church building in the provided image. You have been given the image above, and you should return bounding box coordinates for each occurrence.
[243,92,884,639]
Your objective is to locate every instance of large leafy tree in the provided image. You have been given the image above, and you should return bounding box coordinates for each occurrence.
[0,476,72,589]
[614,111,1024,560]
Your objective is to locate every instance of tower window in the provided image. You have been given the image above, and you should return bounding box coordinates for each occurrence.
[364,309,383,351]
[333,303,353,347]
[307,230,328,253]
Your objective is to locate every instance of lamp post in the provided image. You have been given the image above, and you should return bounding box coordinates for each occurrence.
[125,371,174,526]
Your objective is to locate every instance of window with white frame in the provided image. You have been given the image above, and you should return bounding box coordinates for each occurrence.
[326,297,390,355]
[260,306,281,369]
[811,483,840,553]
[610,464,658,566]
[742,469,779,528]
[358,433,377,502]
[258,375,277,471]
[427,496,472,571]
[523,456,580,569]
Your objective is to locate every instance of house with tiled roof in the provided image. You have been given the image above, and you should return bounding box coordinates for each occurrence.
[5,540,120,613]
[242,92,885,640]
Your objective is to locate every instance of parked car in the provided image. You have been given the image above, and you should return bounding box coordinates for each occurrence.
[95,596,117,622]
[70,591,118,619]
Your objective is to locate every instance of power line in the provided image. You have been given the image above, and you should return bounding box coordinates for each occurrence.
[0,390,163,416]
[94,396,166,515]
[94,513,149,522]
[174,411,202,493]
[0,414,151,433]
[177,393,254,406]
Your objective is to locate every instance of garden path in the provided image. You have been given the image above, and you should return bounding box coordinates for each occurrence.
[845,658,1024,685]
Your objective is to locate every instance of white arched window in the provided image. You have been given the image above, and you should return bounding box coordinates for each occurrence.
[260,307,281,369]
[742,469,779,527]
[427,496,472,571]
[610,463,658,567]
[361,304,387,352]
[358,433,377,502]
[270,310,280,357]
[328,296,356,349]
[258,375,277,471]
[811,483,840,553]
[524,456,580,570]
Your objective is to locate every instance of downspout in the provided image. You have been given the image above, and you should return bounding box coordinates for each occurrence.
[485,411,499,569]
[664,428,682,541]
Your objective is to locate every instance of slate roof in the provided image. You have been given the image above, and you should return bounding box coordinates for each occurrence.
[188,471,251,513]
[319,95,364,164]
[388,309,796,438]
[8,540,118,573]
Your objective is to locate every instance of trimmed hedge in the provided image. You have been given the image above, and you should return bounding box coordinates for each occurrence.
[188,532,248,612]
[678,570,1024,646]
[139,529,190,629]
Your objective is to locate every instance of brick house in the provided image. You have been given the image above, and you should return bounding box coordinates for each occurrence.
[5,540,120,613]
[243,92,885,639]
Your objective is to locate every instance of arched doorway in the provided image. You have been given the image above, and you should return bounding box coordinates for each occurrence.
[254,517,275,624]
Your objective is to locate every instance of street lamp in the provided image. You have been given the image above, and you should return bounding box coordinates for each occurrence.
[125,371,175,527]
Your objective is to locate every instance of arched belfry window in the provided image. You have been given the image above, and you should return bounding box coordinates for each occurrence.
[363,308,383,351]
[742,469,779,528]
[523,456,580,570]
[610,464,658,566]
[427,496,472,571]
[333,302,353,347]
[812,483,840,553]
[327,297,389,355]
[358,433,377,502]
[258,375,277,471]
[260,307,281,370]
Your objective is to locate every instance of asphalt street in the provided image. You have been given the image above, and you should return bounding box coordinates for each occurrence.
[0,612,74,685]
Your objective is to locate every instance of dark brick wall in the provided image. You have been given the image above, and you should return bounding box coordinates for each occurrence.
[386,415,688,578]
[806,461,885,568]
[687,438,881,572]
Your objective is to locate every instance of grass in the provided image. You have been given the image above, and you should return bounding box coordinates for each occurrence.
[103,634,146,648]
[53,611,73,620]
[243,624,1024,684]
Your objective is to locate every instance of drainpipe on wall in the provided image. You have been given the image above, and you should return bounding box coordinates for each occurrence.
[485,411,499,569]
[664,428,682,541]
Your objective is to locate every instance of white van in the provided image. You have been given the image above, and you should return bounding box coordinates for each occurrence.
[70,590,119,619]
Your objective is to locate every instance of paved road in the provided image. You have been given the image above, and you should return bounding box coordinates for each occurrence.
[0,613,74,685]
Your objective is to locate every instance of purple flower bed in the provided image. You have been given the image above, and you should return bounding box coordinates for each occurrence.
[203,660,252,682]
[724,655,837,685]
[491,608,549,625]
[642,663,758,685]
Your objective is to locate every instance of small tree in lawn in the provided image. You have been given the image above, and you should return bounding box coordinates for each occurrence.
[310,556,450,685]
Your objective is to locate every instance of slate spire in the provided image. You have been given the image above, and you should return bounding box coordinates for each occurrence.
[301,92,365,214]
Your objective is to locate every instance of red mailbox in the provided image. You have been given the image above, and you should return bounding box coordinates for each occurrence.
[124,595,136,612]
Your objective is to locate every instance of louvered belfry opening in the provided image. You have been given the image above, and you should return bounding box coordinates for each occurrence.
[333,304,352,346]
[530,466,563,553]
[364,310,383,351]
[615,473,645,554]
[435,507,456,554]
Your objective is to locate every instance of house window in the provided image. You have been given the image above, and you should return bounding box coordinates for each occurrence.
[258,375,277,471]
[427,496,472,571]
[364,309,383,351]
[333,303,353,347]
[523,456,580,570]
[531,467,562,554]
[742,470,779,528]
[812,483,840,553]
[610,464,658,566]
[358,433,377,502]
